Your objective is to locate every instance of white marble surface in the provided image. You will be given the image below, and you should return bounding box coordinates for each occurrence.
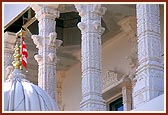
[133,4,164,109]
[75,4,106,111]
[4,69,59,111]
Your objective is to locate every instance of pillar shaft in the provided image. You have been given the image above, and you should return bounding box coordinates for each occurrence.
[75,4,106,111]
[133,4,164,109]
[31,5,62,100]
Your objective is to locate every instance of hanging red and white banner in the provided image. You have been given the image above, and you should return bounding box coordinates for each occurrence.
[22,37,28,68]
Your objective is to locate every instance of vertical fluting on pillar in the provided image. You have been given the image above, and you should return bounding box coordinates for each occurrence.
[133,4,164,109]
[75,4,106,111]
[31,5,62,100]
[4,32,17,81]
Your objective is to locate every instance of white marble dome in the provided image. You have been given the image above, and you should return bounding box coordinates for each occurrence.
[4,69,59,111]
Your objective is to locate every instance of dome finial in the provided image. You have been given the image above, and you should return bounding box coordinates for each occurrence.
[12,38,22,70]
[12,29,26,70]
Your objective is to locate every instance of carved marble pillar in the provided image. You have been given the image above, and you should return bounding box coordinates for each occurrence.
[75,4,106,111]
[30,5,62,100]
[4,32,16,81]
[133,4,164,109]
[122,78,132,111]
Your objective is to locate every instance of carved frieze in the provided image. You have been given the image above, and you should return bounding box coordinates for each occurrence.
[102,70,120,89]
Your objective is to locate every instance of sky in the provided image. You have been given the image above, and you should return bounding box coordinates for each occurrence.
[3,4,29,26]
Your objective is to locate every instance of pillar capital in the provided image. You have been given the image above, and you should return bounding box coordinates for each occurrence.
[75,4,106,35]
[75,4,106,17]
[77,21,105,35]
[30,4,60,21]
[31,32,62,50]
[31,32,62,65]
[30,4,60,37]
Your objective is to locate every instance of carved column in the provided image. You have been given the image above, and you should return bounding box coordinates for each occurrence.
[75,4,106,111]
[122,78,132,111]
[30,5,62,100]
[4,32,16,81]
[133,4,164,109]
